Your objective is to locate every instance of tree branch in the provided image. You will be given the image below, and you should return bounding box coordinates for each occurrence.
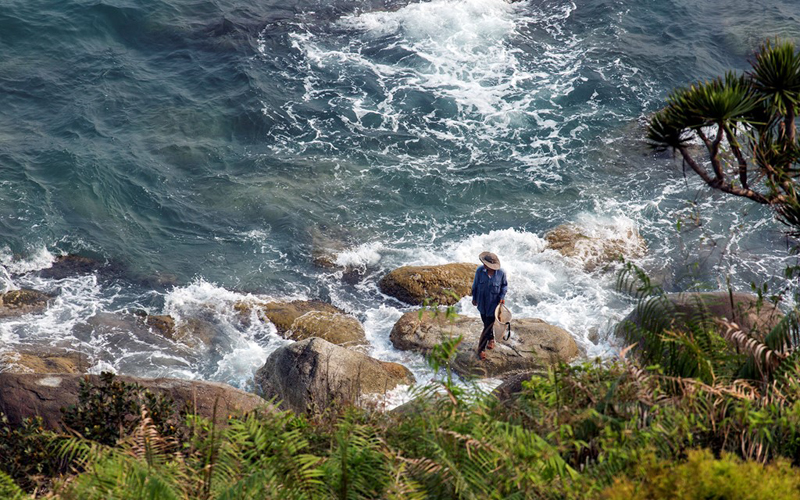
[677,146,715,185]
[709,123,725,181]
[678,145,771,204]
[724,126,750,190]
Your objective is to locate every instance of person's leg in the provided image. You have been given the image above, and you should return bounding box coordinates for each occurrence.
[477,314,494,355]
[484,313,495,349]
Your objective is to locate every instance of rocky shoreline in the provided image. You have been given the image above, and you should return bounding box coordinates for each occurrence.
[2,225,775,423]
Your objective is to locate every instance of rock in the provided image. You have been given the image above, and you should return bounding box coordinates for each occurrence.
[0,289,52,318]
[616,291,785,341]
[545,224,646,272]
[378,263,478,306]
[288,311,367,348]
[587,327,600,345]
[390,310,579,378]
[0,373,269,430]
[174,317,218,347]
[389,393,445,416]
[255,338,415,414]
[1,350,90,374]
[38,254,104,279]
[492,371,539,404]
[312,253,338,269]
[235,300,345,335]
[144,314,176,339]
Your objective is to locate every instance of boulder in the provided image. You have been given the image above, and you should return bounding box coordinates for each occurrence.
[0,289,52,318]
[1,350,90,374]
[37,254,105,279]
[255,338,415,414]
[0,373,269,430]
[288,311,367,348]
[616,291,785,341]
[545,224,646,272]
[235,300,344,335]
[379,263,478,305]
[390,310,579,378]
[143,314,176,338]
[492,371,539,404]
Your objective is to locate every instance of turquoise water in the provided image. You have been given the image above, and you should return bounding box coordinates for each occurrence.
[1,0,799,394]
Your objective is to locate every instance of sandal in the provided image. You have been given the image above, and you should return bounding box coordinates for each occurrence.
[487,340,495,350]
[479,351,486,360]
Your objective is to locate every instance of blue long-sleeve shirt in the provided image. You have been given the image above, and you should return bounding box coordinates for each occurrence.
[471,265,508,317]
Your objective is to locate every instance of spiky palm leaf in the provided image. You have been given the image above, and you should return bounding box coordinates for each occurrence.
[669,72,760,128]
[750,39,800,115]
[647,108,693,150]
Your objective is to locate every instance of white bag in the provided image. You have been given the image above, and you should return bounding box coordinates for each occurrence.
[493,303,512,341]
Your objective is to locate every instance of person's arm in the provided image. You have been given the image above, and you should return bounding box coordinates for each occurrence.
[471,268,479,305]
[499,270,508,302]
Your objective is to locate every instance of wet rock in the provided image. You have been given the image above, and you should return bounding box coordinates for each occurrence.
[133,312,219,350]
[312,253,338,269]
[174,317,218,347]
[545,224,646,272]
[390,310,579,378]
[492,371,539,404]
[378,263,478,306]
[616,291,784,341]
[288,311,367,348]
[235,300,344,335]
[255,338,415,414]
[0,373,270,430]
[0,289,52,318]
[389,393,447,416]
[1,350,90,374]
[37,254,105,279]
[309,224,351,268]
[144,314,176,339]
[587,327,600,345]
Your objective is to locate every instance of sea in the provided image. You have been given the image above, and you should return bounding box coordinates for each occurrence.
[1,0,799,402]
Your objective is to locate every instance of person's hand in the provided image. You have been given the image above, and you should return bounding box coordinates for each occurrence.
[472,300,477,306]
[499,299,505,304]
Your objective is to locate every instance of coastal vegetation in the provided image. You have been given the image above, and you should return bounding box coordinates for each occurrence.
[5,302,800,499]
[5,257,800,499]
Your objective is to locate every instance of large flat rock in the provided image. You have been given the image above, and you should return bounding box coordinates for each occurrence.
[0,373,269,429]
[1,349,90,374]
[390,310,579,378]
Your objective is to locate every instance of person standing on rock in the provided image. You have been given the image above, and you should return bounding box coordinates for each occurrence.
[471,252,507,360]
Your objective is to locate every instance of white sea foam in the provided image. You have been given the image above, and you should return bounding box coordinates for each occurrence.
[0,247,55,281]
[335,242,384,268]
[261,0,584,180]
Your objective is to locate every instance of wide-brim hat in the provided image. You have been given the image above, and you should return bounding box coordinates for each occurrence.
[479,251,501,270]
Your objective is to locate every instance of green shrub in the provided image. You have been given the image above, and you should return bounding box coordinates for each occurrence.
[61,372,185,446]
[601,449,800,499]
[0,413,65,493]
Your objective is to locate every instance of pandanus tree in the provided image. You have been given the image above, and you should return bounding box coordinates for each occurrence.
[648,39,800,232]
[639,41,800,388]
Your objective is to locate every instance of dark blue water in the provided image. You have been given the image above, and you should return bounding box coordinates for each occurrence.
[1,0,798,392]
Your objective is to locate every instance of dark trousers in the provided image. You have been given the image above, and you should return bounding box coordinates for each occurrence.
[478,314,495,353]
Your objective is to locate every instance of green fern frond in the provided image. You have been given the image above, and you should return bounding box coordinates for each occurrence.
[0,470,27,500]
